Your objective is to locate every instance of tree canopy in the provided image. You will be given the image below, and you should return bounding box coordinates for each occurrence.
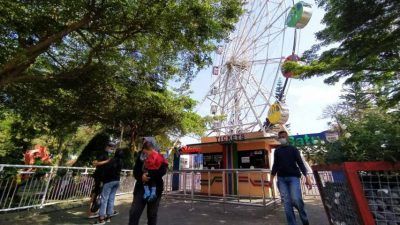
[316,81,400,164]
[0,0,242,86]
[0,0,243,165]
[287,0,400,108]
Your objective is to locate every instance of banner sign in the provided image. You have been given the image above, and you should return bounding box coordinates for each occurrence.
[289,131,334,147]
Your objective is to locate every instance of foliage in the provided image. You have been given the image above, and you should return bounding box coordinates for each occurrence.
[274,78,284,100]
[0,0,242,86]
[0,0,242,164]
[319,81,400,163]
[324,110,400,163]
[288,0,400,108]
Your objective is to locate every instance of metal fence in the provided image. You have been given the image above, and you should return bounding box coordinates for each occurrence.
[301,173,320,198]
[0,164,134,212]
[163,169,279,212]
[162,169,319,209]
[0,164,320,213]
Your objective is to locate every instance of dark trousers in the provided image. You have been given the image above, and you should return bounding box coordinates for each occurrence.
[128,188,161,225]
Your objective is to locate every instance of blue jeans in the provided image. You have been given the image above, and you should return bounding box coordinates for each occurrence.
[277,176,309,225]
[99,180,120,218]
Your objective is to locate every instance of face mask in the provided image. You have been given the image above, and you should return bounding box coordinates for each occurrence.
[278,138,288,145]
[106,149,114,154]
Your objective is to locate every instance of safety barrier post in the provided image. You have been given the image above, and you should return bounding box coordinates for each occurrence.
[40,167,54,208]
[260,171,266,217]
[222,170,226,213]
[190,171,194,210]
[236,170,240,203]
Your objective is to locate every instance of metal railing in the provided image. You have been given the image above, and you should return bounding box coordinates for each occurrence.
[163,169,279,212]
[0,164,319,213]
[0,164,134,212]
[301,174,320,198]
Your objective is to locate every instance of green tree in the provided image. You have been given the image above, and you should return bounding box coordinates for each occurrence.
[0,0,240,164]
[0,0,242,86]
[274,78,284,100]
[320,82,400,163]
[286,0,400,107]
[324,109,400,163]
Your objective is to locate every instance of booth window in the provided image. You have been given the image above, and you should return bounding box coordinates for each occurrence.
[238,150,268,169]
[203,153,223,169]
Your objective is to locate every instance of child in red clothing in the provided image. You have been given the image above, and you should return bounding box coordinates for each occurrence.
[142,141,167,202]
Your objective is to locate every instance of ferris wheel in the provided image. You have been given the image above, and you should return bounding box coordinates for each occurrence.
[203,0,312,137]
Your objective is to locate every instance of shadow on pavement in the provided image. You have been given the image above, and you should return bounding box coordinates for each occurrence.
[0,196,329,225]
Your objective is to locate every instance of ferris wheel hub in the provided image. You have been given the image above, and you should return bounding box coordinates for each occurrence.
[226,58,250,71]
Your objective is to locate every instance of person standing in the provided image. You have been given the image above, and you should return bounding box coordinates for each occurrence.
[128,138,168,225]
[88,142,116,218]
[142,144,167,202]
[93,148,124,224]
[269,131,312,225]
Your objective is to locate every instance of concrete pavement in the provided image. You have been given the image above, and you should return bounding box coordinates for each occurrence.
[0,195,329,225]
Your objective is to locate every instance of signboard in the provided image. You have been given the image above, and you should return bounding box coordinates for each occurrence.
[181,146,201,154]
[289,131,329,147]
[216,134,245,142]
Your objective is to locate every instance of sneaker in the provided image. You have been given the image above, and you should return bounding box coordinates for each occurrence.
[105,217,111,223]
[93,219,105,225]
[110,211,119,217]
[88,213,99,219]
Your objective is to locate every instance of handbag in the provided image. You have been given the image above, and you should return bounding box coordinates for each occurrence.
[90,192,102,212]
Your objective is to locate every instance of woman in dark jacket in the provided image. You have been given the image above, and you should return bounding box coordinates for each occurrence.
[94,149,124,224]
[128,140,168,225]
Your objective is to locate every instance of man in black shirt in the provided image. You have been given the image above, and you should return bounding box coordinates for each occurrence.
[269,131,312,225]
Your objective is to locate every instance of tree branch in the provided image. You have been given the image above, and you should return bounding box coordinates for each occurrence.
[0,14,92,85]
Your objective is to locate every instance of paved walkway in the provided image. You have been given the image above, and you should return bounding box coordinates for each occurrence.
[0,196,329,225]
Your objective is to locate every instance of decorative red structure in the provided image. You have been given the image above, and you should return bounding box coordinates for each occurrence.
[23,144,52,165]
[312,162,400,225]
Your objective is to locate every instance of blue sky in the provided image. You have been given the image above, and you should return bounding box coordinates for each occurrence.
[182,3,344,144]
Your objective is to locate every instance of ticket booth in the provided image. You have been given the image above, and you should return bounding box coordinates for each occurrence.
[182,131,279,197]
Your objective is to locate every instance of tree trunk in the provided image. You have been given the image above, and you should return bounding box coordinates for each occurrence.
[128,124,138,153]
[55,136,64,166]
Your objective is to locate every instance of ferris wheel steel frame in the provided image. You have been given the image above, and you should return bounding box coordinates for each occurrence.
[204,0,301,137]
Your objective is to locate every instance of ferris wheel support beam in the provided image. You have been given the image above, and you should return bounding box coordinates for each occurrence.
[237,74,264,131]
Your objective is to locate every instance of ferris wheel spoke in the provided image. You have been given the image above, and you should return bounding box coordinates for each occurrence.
[233,1,273,56]
[236,4,288,58]
[234,1,280,55]
[245,28,287,59]
[232,0,260,55]
[235,11,288,59]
